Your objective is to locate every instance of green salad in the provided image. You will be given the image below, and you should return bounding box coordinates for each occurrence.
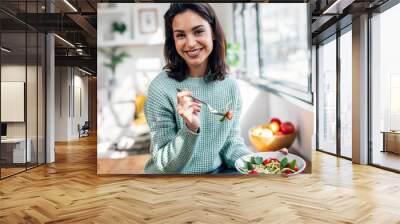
[240,156,299,174]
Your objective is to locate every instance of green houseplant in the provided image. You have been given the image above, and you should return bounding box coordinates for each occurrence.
[226,42,241,76]
[100,47,130,77]
[112,21,127,34]
[99,47,130,100]
[112,21,127,41]
[227,42,240,67]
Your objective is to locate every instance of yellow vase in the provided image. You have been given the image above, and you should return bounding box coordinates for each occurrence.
[134,95,147,125]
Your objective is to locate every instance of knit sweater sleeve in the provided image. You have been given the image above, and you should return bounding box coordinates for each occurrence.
[220,83,253,168]
[144,79,199,174]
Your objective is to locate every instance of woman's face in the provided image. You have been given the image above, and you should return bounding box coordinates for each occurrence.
[172,10,214,71]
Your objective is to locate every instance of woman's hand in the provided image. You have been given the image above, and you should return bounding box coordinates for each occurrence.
[177,90,201,133]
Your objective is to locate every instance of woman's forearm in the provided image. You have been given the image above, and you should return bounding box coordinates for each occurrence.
[146,125,199,173]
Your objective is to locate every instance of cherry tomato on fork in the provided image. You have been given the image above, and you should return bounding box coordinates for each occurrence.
[226,111,233,120]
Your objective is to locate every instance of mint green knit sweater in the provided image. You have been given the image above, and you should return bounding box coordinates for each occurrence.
[144,71,252,174]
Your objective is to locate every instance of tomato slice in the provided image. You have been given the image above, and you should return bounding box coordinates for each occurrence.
[249,170,258,174]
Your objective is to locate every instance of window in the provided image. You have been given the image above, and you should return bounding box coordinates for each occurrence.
[243,3,259,78]
[370,2,400,171]
[233,4,246,76]
[233,3,312,103]
[317,36,337,155]
[316,24,353,159]
[339,28,352,158]
[259,4,309,90]
[0,1,47,179]
[258,3,311,102]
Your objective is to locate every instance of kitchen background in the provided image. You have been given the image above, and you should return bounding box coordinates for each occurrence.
[96,3,313,174]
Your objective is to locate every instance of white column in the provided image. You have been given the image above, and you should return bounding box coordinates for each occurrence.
[46,33,55,163]
[352,14,369,164]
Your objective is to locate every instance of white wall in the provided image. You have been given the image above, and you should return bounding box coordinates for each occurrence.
[55,67,68,141]
[1,65,37,138]
[72,73,89,137]
[211,3,234,43]
[1,66,26,135]
[55,67,89,141]
[1,64,47,164]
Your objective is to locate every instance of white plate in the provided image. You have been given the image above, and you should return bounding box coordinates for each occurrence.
[235,151,306,176]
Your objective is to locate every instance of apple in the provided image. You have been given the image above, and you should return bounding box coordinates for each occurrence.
[269,122,280,134]
[270,118,282,125]
[280,122,295,134]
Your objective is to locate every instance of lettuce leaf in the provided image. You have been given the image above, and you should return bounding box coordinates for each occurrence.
[289,160,297,170]
[280,157,288,169]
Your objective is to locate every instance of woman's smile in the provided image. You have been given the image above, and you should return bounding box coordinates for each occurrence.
[185,48,203,58]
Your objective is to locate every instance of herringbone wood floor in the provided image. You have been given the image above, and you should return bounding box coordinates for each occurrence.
[1,135,400,224]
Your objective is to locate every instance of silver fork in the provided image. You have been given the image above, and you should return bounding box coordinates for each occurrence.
[176,88,226,116]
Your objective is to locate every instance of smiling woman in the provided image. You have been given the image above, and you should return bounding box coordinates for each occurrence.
[163,3,228,82]
[143,3,253,174]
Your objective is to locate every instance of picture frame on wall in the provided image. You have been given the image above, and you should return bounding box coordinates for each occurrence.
[138,8,158,34]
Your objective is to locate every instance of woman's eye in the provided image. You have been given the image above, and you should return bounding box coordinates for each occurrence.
[195,30,204,35]
[175,34,185,39]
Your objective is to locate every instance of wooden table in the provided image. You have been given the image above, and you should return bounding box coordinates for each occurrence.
[97,154,150,174]
[381,131,400,154]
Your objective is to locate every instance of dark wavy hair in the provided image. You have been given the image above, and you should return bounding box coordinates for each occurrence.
[163,3,228,82]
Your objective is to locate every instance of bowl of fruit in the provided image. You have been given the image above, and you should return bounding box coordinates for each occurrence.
[248,118,296,152]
